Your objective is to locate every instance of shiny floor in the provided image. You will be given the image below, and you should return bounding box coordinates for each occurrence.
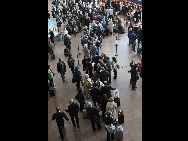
[48,1,142,141]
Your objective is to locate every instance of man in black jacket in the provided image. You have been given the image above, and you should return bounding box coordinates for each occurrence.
[105,57,112,84]
[131,64,138,90]
[99,67,110,84]
[90,83,101,107]
[86,102,101,131]
[52,107,70,140]
[65,99,80,129]
[57,58,66,82]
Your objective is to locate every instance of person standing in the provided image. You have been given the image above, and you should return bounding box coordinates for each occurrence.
[90,82,100,107]
[49,29,55,46]
[131,64,139,90]
[86,102,101,131]
[72,66,82,90]
[65,99,80,129]
[52,107,71,140]
[105,57,112,84]
[111,57,118,79]
[48,65,55,87]
[106,97,117,121]
[57,58,66,82]
[105,110,115,141]
[101,94,109,121]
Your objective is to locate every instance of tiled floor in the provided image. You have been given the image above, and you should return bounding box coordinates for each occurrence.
[48,0,142,140]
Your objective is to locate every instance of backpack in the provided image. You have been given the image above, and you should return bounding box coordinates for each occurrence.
[116,64,120,69]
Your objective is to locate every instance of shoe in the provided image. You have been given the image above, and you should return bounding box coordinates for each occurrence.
[77,126,80,129]
[93,128,96,131]
[132,88,136,90]
[73,124,76,127]
[98,126,101,130]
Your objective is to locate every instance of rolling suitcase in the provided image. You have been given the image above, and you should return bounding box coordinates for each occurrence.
[118,110,124,123]
[83,109,87,119]
[137,47,141,54]
[49,87,56,96]
[113,89,119,98]
[114,97,120,106]
[64,48,70,56]
[116,125,123,140]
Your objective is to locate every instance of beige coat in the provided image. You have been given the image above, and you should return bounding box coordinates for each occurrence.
[106,101,117,120]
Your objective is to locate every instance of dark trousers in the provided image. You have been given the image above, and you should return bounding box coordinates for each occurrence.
[49,78,54,87]
[132,81,136,90]
[114,70,117,78]
[61,72,65,82]
[57,125,64,139]
[107,130,114,140]
[76,81,80,90]
[91,120,101,130]
[108,71,111,83]
[70,114,79,127]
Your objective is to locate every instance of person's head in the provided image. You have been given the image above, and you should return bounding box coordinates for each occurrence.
[93,82,97,87]
[56,107,60,112]
[59,58,62,62]
[78,88,83,94]
[85,74,89,79]
[97,63,101,68]
[48,65,51,70]
[101,67,105,71]
[105,57,109,61]
[75,66,79,70]
[109,97,114,102]
[69,54,72,58]
[69,99,74,104]
[112,57,117,63]
[87,102,92,107]
[107,110,112,116]
[96,78,100,83]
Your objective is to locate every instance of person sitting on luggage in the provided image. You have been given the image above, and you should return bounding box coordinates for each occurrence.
[52,107,71,140]
[86,102,101,131]
[105,110,115,141]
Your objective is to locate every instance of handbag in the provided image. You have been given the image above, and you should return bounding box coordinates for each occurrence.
[107,124,115,133]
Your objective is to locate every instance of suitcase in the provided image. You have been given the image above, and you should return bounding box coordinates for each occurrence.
[137,47,141,54]
[83,109,87,119]
[113,89,119,98]
[64,48,70,56]
[116,125,123,140]
[49,87,56,96]
[114,97,120,106]
[118,110,124,123]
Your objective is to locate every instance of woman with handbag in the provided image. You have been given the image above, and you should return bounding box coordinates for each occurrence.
[105,110,115,141]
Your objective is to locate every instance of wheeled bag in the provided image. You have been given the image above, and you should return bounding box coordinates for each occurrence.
[114,97,120,106]
[83,109,87,119]
[118,110,124,123]
[116,125,123,140]
[49,87,56,96]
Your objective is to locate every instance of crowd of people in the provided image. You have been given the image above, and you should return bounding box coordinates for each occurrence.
[48,0,142,140]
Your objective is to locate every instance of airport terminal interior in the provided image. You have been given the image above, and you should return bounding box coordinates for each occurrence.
[48,0,142,140]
